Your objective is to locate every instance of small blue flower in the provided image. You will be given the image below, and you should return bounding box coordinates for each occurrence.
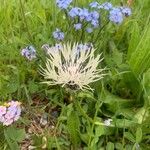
[109,8,123,24]
[85,11,99,22]
[56,0,72,9]
[55,43,63,50]
[86,28,93,33]
[90,11,100,20]
[120,7,132,17]
[53,28,64,40]
[68,7,81,18]
[91,19,99,28]
[76,43,93,54]
[102,2,113,10]
[89,2,100,8]
[21,45,36,60]
[74,23,82,30]
[79,8,89,20]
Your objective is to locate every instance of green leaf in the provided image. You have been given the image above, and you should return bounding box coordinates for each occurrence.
[4,128,20,150]
[95,125,105,137]
[143,69,150,96]
[79,133,89,145]
[101,90,135,113]
[136,127,142,143]
[106,142,114,150]
[115,119,138,128]
[28,81,39,94]
[127,21,140,60]
[115,143,123,150]
[124,132,135,143]
[67,111,80,148]
[129,20,150,75]
[4,127,25,142]
[77,91,96,101]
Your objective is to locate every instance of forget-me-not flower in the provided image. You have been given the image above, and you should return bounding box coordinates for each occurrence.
[68,7,81,18]
[89,2,100,8]
[86,27,93,33]
[74,23,82,30]
[109,8,123,24]
[56,0,72,9]
[102,2,113,10]
[120,7,132,17]
[53,28,65,40]
[21,45,36,60]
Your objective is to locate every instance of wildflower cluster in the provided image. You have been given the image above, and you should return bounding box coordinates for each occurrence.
[21,45,36,60]
[56,0,72,9]
[0,101,21,126]
[40,43,105,91]
[68,8,100,29]
[52,1,132,40]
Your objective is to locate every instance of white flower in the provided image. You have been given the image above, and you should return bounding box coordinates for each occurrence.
[40,43,106,91]
[104,119,112,126]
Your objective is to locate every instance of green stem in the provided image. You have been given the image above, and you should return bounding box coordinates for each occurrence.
[19,0,33,42]
[87,87,104,149]
[75,99,93,124]
[93,21,109,45]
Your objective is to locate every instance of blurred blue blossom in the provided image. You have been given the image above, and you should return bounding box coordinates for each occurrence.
[74,23,82,30]
[55,43,63,50]
[53,28,65,40]
[42,43,63,54]
[109,8,123,24]
[76,43,93,55]
[68,7,81,18]
[85,11,99,22]
[90,11,100,20]
[89,1,100,8]
[21,45,36,60]
[102,2,113,10]
[120,7,132,16]
[91,19,99,28]
[56,0,72,9]
[86,28,93,33]
[79,8,89,20]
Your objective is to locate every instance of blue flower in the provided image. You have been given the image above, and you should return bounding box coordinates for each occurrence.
[120,7,132,17]
[53,28,65,40]
[102,2,113,10]
[90,11,100,20]
[55,43,63,50]
[56,0,72,9]
[21,46,36,60]
[86,28,93,33]
[68,7,81,18]
[74,23,82,30]
[89,2,100,8]
[91,19,99,28]
[85,11,99,23]
[76,43,93,54]
[79,8,89,20]
[109,8,123,24]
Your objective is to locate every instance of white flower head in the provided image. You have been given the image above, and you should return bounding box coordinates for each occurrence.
[104,119,112,126]
[40,43,106,91]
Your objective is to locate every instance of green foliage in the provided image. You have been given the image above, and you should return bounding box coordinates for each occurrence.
[67,110,80,149]
[128,17,150,76]
[4,127,25,150]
